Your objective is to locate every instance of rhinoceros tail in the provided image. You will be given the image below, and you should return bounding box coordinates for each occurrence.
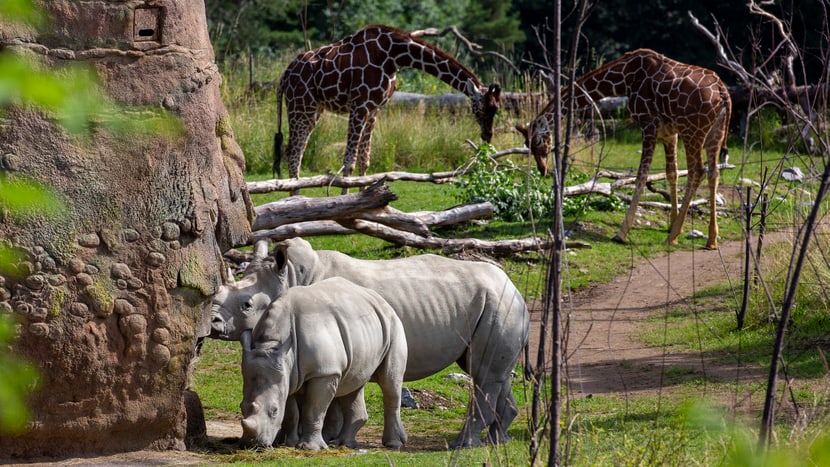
[523,341,532,381]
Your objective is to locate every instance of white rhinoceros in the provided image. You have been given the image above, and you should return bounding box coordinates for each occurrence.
[211,237,530,448]
[239,276,408,450]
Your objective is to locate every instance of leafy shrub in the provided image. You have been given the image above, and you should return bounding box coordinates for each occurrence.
[456,144,625,222]
[455,143,553,222]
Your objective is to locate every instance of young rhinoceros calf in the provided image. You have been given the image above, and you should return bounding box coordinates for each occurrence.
[239,276,408,451]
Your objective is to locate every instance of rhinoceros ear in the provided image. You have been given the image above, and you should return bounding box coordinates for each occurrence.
[224,267,236,286]
[274,243,289,274]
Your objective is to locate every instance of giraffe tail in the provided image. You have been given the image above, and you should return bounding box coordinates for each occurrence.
[718,85,733,164]
[273,82,285,179]
[273,132,283,179]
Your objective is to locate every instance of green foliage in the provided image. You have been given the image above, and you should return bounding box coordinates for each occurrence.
[462,0,525,52]
[455,143,554,222]
[206,0,310,59]
[0,55,182,139]
[0,175,63,220]
[0,316,38,433]
[0,175,65,280]
[206,0,524,62]
[0,0,45,27]
[456,144,626,222]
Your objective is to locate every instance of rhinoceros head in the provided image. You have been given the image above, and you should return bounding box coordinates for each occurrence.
[239,329,293,449]
[210,239,290,340]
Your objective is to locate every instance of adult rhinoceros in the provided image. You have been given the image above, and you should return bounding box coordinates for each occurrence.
[211,237,529,448]
[239,277,408,450]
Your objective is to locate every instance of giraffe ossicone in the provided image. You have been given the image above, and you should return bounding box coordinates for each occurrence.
[274,24,502,193]
[519,48,731,250]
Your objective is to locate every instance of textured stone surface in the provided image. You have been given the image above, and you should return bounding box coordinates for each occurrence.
[0,0,253,457]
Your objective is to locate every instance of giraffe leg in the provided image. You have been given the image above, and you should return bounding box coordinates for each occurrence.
[356,111,379,179]
[340,108,371,194]
[286,108,321,195]
[702,121,728,250]
[663,134,679,226]
[668,139,705,246]
[613,125,658,244]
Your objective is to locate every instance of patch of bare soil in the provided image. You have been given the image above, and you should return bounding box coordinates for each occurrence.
[527,233,789,399]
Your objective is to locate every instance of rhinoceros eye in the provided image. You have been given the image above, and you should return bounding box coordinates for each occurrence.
[269,407,279,419]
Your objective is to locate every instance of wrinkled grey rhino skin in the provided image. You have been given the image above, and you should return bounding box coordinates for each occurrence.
[212,237,530,448]
[239,277,408,450]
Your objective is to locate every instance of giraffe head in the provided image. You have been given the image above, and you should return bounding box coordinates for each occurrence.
[467,80,501,143]
[515,116,551,176]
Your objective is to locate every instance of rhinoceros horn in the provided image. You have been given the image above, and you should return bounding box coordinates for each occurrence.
[241,329,254,353]
[241,417,257,434]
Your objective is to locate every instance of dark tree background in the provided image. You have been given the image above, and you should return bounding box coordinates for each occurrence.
[206,0,827,84]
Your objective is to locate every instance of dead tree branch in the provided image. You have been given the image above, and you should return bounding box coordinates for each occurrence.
[247,170,464,194]
[409,26,520,74]
[252,181,397,231]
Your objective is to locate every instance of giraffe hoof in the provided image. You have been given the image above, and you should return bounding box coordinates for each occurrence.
[611,234,626,244]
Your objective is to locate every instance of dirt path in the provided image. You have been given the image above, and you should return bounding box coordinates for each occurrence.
[527,234,783,397]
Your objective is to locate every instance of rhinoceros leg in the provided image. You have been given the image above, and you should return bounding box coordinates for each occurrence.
[328,387,367,448]
[278,395,301,447]
[487,380,518,444]
[452,299,528,448]
[450,381,502,448]
[296,377,337,451]
[376,354,407,449]
[322,400,344,443]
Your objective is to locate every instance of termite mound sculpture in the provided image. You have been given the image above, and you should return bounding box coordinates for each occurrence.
[0,0,253,457]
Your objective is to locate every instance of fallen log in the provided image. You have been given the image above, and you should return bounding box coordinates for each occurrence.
[250,202,496,243]
[252,181,397,230]
[250,221,356,242]
[563,163,735,198]
[240,219,591,259]
[247,170,464,194]
[411,202,494,226]
[342,219,557,254]
[346,219,590,253]
[356,206,430,237]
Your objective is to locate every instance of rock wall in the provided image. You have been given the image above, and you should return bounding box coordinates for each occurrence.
[0,0,253,457]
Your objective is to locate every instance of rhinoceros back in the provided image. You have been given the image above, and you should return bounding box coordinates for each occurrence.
[312,251,528,380]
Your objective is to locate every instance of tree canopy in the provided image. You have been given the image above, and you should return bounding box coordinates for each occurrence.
[205,0,828,85]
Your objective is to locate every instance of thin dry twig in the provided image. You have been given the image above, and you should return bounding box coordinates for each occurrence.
[410,25,520,74]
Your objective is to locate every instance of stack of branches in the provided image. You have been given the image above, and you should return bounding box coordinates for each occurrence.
[242,154,735,256]
[245,178,561,256]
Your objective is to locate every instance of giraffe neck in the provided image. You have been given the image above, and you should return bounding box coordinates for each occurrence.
[388,31,483,96]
